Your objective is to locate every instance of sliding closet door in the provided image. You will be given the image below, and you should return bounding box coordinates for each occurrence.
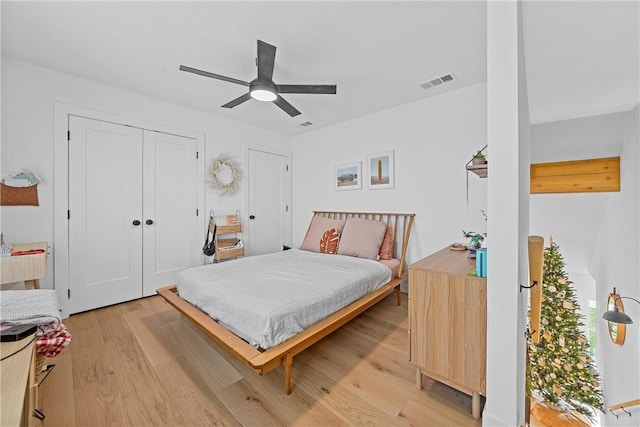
[141,131,197,296]
[68,116,144,313]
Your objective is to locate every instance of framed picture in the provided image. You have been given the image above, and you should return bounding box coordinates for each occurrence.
[335,162,362,191]
[367,151,394,189]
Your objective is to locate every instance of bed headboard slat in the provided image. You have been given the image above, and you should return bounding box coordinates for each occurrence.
[311,211,415,278]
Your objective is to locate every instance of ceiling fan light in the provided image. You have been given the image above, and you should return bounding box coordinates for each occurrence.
[250,88,277,102]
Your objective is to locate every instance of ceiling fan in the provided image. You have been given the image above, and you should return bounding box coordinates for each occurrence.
[179,40,337,117]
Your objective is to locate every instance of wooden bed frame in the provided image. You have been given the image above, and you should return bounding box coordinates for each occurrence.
[157,211,415,394]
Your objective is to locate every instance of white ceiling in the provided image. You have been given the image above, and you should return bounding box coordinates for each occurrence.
[523,1,639,124]
[1,1,638,137]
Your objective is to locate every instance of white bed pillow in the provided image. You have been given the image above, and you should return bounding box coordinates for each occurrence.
[337,217,387,260]
[300,216,346,252]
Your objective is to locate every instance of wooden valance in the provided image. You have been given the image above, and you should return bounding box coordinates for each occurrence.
[530,157,620,194]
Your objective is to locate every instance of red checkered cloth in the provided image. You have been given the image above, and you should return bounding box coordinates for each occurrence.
[35,322,71,358]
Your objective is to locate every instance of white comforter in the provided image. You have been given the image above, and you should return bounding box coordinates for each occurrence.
[177,249,392,349]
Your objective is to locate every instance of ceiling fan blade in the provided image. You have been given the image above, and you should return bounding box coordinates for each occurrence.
[257,40,276,82]
[221,93,252,108]
[273,96,301,117]
[179,65,250,87]
[277,84,337,95]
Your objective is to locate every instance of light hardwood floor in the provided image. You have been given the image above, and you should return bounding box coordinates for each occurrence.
[37,293,482,426]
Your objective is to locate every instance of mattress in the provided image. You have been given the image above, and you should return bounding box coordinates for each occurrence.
[177,249,393,349]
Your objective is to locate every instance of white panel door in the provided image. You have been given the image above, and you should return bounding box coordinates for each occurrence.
[142,131,197,296]
[247,149,288,255]
[69,117,143,313]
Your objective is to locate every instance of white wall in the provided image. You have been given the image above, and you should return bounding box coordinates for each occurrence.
[530,111,631,274]
[0,56,290,291]
[531,112,629,163]
[291,82,488,265]
[591,105,640,425]
[529,111,632,329]
[530,193,608,273]
[483,1,529,425]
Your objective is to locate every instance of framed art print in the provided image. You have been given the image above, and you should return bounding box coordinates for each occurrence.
[335,162,362,191]
[367,151,394,189]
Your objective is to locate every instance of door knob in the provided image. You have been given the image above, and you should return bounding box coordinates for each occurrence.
[146,219,154,225]
[132,220,141,226]
[249,215,255,220]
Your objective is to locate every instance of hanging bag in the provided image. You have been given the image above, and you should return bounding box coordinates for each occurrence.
[203,215,216,256]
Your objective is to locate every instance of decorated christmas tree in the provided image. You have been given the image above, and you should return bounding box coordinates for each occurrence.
[527,242,604,418]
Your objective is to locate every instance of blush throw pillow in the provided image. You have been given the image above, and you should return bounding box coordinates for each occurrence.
[337,217,388,260]
[319,228,340,254]
[300,216,346,252]
[378,226,393,260]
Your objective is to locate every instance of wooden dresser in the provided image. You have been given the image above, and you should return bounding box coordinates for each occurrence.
[408,247,487,419]
[1,333,37,426]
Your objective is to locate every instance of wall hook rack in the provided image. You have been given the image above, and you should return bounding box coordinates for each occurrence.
[525,325,537,338]
[609,406,632,419]
[608,398,640,418]
[520,281,538,292]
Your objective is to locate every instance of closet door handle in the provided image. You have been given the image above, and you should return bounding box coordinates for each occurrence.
[132,220,141,226]
[146,219,154,225]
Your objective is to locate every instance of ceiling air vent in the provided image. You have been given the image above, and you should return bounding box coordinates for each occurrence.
[420,73,455,90]
[298,121,314,127]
